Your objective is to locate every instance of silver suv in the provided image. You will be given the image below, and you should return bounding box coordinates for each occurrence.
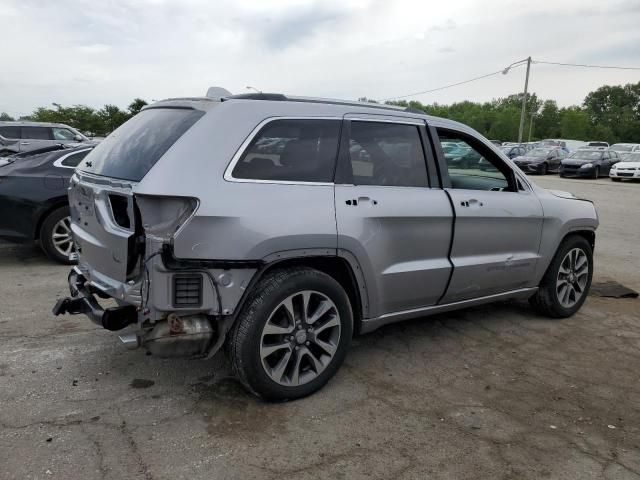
[0,121,91,156]
[53,91,598,400]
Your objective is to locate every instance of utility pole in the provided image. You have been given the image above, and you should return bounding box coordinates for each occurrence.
[517,56,532,144]
[528,113,535,142]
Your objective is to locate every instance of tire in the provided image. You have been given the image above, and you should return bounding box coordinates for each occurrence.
[540,163,548,175]
[612,177,621,182]
[592,167,599,179]
[530,235,593,318]
[228,267,353,401]
[40,206,75,265]
[0,149,16,157]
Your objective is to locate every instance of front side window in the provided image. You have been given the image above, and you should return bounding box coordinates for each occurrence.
[232,119,340,182]
[52,128,76,141]
[345,121,428,187]
[22,127,52,140]
[437,128,514,191]
[0,126,20,139]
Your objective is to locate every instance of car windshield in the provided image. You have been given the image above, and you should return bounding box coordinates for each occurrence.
[528,148,550,157]
[569,151,602,160]
[611,144,634,152]
[624,153,640,162]
[588,142,607,147]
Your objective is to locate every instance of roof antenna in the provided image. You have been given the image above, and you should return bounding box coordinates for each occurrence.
[206,87,232,99]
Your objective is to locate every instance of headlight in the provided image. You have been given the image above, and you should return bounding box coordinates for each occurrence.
[610,164,617,169]
[580,163,593,169]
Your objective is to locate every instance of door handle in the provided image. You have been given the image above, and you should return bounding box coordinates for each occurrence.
[345,197,378,206]
[460,199,483,208]
[20,142,30,145]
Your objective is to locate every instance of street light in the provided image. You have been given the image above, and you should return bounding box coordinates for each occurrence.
[502,57,532,144]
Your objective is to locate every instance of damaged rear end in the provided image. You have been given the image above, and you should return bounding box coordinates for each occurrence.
[52,99,254,358]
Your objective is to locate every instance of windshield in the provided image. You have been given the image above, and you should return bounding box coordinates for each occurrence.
[611,144,634,152]
[79,108,204,181]
[569,150,602,160]
[624,153,640,162]
[528,148,550,157]
[588,142,608,147]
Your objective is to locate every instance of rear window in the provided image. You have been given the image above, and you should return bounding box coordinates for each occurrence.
[232,119,341,182]
[79,108,204,181]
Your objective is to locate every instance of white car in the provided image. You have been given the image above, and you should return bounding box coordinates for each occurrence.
[610,143,640,160]
[610,153,640,181]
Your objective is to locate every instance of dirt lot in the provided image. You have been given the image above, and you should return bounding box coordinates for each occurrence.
[1,176,639,480]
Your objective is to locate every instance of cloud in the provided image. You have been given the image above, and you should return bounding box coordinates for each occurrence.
[0,0,639,117]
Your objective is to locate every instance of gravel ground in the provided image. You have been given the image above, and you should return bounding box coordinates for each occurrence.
[1,176,639,480]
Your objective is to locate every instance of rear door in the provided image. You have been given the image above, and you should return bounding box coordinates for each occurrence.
[20,126,54,152]
[335,115,453,317]
[432,126,544,303]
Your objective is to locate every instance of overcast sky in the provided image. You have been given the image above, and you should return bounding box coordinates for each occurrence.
[1,0,639,117]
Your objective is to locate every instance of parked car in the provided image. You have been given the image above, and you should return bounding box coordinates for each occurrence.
[610,143,640,159]
[539,139,585,153]
[489,140,502,146]
[441,141,480,169]
[609,152,640,181]
[0,121,93,156]
[586,141,609,149]
[0,145,94,263]
[53,91,598,401]
[501,144,527,159]
[512,147,567,174]
[560,149,619,178]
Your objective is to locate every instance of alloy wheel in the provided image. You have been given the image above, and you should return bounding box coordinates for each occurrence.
[556,248,589,308]
[51,216,74,258]
[260,290,341,386]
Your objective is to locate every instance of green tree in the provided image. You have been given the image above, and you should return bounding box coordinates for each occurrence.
[535,100,561,139]
[0,112,14,121]
[127,98,148,116]
[559,107,590,139]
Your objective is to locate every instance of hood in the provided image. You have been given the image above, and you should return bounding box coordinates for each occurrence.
[562,158,596,165]
[514,155,546,163]
[613,161,640,169]
[546,189,577,200]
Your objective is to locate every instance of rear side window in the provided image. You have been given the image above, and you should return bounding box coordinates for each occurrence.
[60,150,91,167]
[0,126,20,139]
[22,127,52,140]
[346,121,428,187]
[80,108,204,181]
[232,119,341,182]
[52,128,77,141]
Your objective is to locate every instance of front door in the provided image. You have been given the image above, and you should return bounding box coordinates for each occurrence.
[335,117,453,317]
[432,126,544,303]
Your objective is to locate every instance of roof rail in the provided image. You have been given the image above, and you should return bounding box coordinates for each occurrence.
[225,93,288,101]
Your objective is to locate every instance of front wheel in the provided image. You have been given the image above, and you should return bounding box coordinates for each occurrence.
[611,177,621,182]
[530,235,593,318]
[228,267,353,401]
[40,206,76,264]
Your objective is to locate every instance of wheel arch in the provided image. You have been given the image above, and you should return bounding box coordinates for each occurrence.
[33,198,69,241]
[236,254,367,336]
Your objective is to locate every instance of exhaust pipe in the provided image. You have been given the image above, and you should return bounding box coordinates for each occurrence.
[141,314,214,357]
[118,333,140,350]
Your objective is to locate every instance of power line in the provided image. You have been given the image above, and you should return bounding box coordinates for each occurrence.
[382,68,514,101]
[534,60,640,71]
[382,58,640,102]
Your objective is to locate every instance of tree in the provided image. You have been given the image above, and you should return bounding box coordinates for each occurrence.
[128,98,148,116]
[0,112,14,121]
[535,100,561,139]
[559,107,590,140]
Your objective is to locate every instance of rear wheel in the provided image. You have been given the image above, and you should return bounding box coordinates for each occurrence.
[530,235,593,318]
[228,267,353,401]
[40,206,75,265]
[612,177,621,182]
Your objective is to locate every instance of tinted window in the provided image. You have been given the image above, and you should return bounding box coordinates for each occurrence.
[60,150,91,167]
[0,126,20,139]
[232,119,340,182]
[80,108,204,181]
[437,129,513,191]
[52,128,76,141]
[22,127,52,140]
[346,121,428,187]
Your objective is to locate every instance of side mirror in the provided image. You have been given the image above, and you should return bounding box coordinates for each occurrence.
[74,134,83,142]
